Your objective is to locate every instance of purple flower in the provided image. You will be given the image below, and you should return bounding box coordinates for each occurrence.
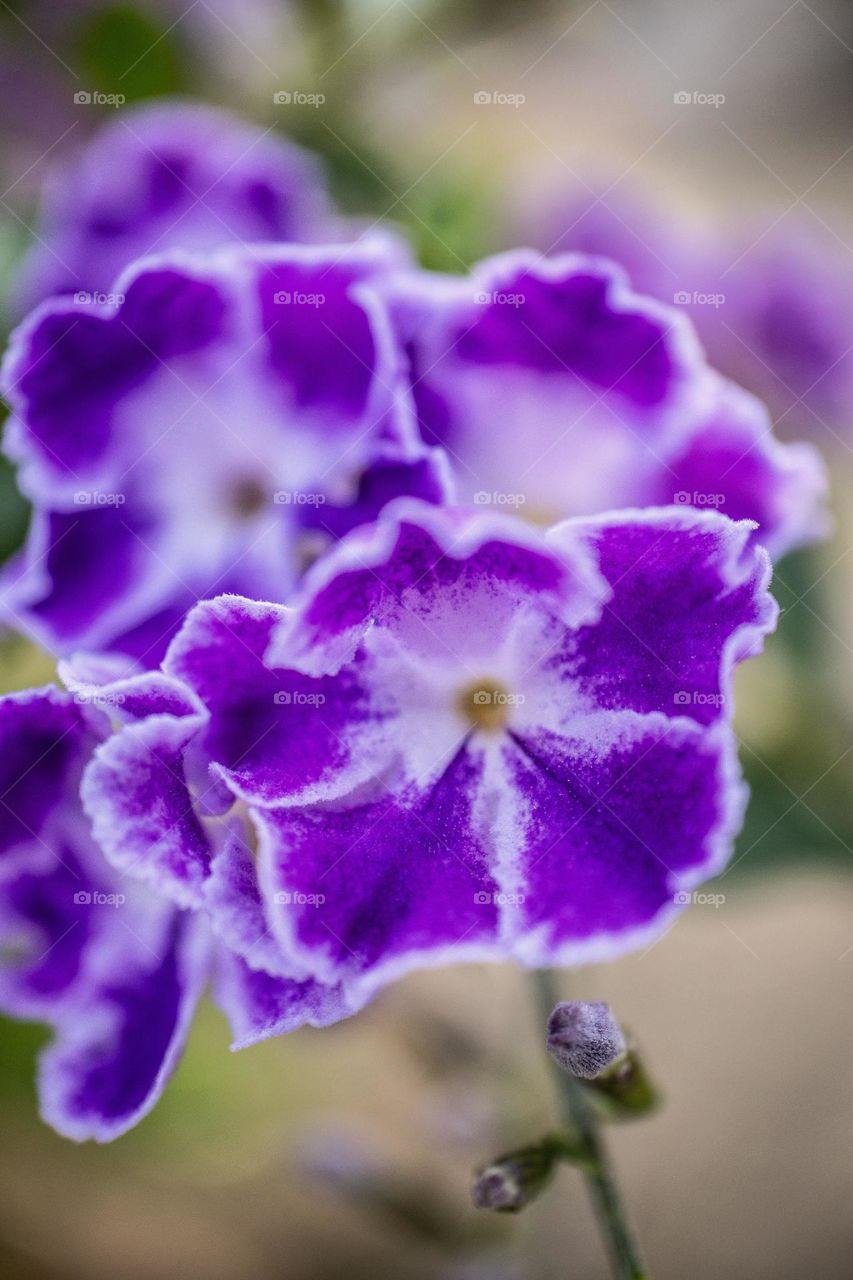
[380,251,826,558]
[81,499,775,1016]
[0,681,351,1140]
[10,99,343,318]
[1,236,449,663]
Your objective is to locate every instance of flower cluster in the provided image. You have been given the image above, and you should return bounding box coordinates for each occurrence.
[0,102,818,1139]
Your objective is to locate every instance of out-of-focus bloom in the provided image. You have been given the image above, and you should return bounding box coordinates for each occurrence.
[81,499,775,1018]
[380,250,826,559]
[523,184,853,441]
[0,680,352,1141]
[1,236,448,663]
[545,1000,625,1079]
[700,228,853,438]
[10,98,341,317]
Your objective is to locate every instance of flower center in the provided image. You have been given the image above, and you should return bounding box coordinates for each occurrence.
[457,678,512,732]
[230,476,269,519]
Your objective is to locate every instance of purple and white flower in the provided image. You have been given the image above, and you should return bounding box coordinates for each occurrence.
[380,250,826,557]
[81,499,776,1017]
[1,235,449,663]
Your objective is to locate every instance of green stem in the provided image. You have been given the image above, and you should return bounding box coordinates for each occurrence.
[533,970,648,1280]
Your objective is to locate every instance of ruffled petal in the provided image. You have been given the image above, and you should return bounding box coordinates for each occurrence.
[37,909,210,1142]
[213,946,354,1049]
[651,382,829,558]
[0,687,106,870]
[381,252,826,551]
[269,497,606,676]
[544,507,777,727]
[165,594,397,808]
[507,715,744,966]
[81,714,213,908]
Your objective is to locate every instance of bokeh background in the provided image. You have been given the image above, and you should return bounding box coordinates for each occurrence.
[1,1,852,1276]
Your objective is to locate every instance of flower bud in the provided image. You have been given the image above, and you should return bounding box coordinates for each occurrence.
[471,1139,561,1213]
[546,1001,626,1079]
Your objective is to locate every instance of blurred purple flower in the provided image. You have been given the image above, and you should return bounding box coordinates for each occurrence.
[10,98,343,318]
[523,183,853,441]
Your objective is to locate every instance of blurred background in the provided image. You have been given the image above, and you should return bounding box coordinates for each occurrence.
[1,0,853,1276]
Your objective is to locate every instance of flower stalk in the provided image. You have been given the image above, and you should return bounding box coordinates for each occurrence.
[534,970,648,1280]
